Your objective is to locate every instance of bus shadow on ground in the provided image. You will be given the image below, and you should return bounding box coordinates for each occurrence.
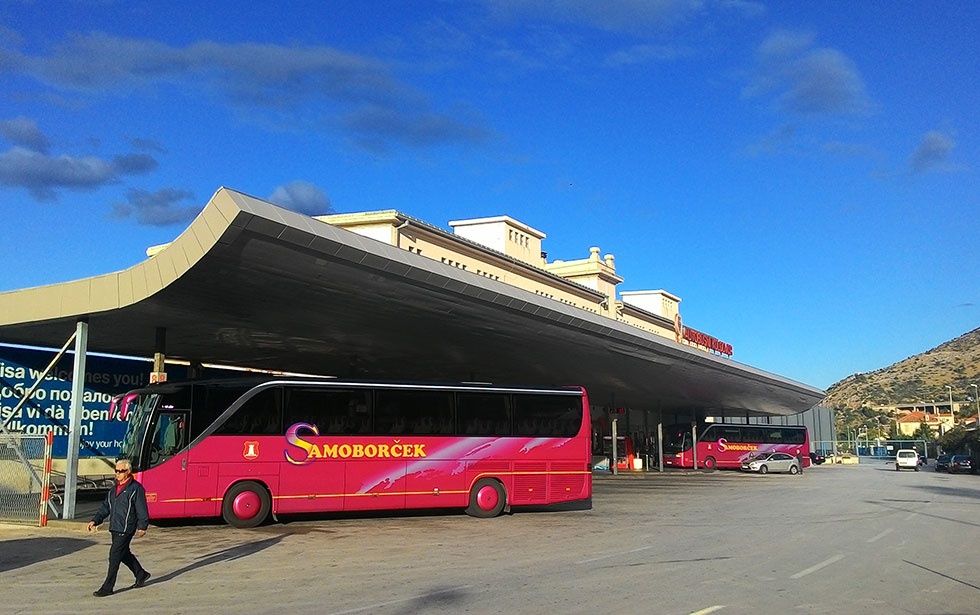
[276,507,466,527]
[273,500,592,526]
[390,585,472,614]
[911,484,980,500]
[0,537,97,573]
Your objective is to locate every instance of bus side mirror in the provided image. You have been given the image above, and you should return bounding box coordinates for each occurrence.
[117,393,139,421]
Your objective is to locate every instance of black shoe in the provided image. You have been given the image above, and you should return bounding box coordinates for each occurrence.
[92,588,113,597]
[131,570,151,588]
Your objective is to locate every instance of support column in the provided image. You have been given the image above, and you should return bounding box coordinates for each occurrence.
[151,326,167,383]
[657,422,663,473]
[63,320,88,520]
[611,418,618,476]
[691,421,698,471]
[643,409,650,471]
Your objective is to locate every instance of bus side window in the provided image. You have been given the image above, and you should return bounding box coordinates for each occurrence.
[283,388,372,435]
[513,394,579,437]
[215,388,282,435]
[718,426,741,443]
[457,393,511,436]
[347,398,371,434]
[375,390,453,435]
[198,384,253,439]
[149,412,187,465]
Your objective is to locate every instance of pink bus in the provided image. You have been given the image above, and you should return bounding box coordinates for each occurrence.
[662,423,811,471]
[115,379,592,527]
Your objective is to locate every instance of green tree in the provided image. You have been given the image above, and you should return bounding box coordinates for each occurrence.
[911,423,933,441]
[938,426,980,453]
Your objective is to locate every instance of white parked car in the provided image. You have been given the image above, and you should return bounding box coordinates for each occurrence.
[895,449,919,471]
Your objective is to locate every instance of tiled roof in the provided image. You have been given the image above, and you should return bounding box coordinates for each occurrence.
[897,411,935,423]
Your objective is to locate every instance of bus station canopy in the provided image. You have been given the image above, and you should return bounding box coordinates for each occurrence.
[0,188,823,417]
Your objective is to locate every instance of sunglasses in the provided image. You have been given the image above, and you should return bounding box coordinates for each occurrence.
[114,469,129,473]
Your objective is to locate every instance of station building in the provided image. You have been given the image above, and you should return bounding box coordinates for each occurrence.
[308,210,715,354]
[0,187,826,488]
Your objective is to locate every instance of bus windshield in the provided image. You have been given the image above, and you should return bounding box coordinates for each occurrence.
[662,427,690,453]
[118,382,197,469]
[118,393,158,463]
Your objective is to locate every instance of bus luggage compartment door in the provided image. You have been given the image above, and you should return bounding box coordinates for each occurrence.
[344,460,407,511]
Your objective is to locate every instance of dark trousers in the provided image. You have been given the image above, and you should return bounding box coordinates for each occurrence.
[100,531,145,591]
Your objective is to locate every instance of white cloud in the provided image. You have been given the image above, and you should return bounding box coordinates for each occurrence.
[109,188,200,226]
[267,181,332,216]
[910,130,956,174]
[1,32,490,152]
[603,44,691,67]
[485,0,707,33]
[0,146,157,201]
[745,30,872,116]
[0,116,49,153]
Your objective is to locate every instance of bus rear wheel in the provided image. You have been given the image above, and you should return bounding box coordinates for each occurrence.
[222,481,271,528]
[466,478,506,518]
[703,457,716,473]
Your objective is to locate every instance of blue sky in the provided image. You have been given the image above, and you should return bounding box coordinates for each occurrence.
[1,1,977,390]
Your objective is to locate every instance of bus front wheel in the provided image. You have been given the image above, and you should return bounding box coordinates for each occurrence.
[466,478,506,518]
[703,457,716,473]
[222,481,271,528]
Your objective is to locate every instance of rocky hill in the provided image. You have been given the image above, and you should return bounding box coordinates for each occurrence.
[824,327,980,412]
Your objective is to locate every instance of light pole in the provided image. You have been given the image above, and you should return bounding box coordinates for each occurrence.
[945,384,954,429]
[971,383,979,422]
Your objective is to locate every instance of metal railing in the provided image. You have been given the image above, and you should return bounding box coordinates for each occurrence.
[816,439,932,461]
[0,433,53,526]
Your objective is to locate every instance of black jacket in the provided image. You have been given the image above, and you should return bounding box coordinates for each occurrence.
[92,479,150,534]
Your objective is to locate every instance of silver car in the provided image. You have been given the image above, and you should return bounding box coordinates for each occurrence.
[740,451,801,475]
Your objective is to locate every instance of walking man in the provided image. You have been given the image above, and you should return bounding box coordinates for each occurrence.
[87,458,151,596]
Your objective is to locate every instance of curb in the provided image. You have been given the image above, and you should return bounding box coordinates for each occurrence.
[592,470,704,478]
[46,518,93,532]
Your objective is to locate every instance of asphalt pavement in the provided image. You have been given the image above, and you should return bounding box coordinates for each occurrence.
[2,461,978,615]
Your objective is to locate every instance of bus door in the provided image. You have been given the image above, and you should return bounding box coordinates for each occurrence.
[184,420,220,518]
[144,410,189,518]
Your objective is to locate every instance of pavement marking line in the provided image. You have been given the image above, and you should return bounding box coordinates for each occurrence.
[790,554,844,579]
[326,585,474,615]
[867,528,894,543]
[575,545,656,564]
[689,606,726,615]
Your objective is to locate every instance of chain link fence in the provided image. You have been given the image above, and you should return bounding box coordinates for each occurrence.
[0,433,52,525]
[814,438,933,464]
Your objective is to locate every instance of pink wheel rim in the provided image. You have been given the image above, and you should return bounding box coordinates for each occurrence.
[476,485,499,511]
[233,491,261,519]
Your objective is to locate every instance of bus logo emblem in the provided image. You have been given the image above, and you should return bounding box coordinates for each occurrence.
[243,441,260,460]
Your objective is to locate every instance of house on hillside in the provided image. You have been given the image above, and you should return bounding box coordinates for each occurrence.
[960,416,980,430]
[895,410,956,437]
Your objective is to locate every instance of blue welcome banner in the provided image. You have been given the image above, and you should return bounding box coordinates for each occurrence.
[0,345,189,458]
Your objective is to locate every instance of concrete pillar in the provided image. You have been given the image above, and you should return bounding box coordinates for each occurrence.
[63,320,88,519]
[151,326,167,383]
[611,418,618,476]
